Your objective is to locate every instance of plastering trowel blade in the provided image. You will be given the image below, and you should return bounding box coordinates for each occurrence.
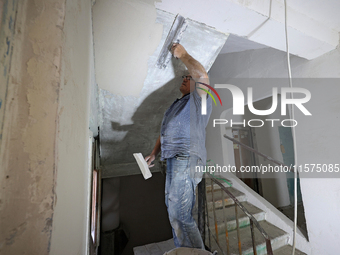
[156,14,187,69]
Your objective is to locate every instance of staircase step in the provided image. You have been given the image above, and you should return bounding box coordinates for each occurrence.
[133,239,175,255]
[274,245,307,255]
[207,202,265,233]
[206,187,246,210]
[210,220,289,255]
[205,177,232,193]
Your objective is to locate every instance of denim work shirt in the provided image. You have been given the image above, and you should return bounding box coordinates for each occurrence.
[160,87,212,164]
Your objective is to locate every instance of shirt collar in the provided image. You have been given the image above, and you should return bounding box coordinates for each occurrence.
[178,93,190,100]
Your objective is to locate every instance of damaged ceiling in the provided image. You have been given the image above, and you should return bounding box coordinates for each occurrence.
[92,0,340,177]
[94,9,228,177]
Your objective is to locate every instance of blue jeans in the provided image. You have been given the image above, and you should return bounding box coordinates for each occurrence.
[165,154,204,249]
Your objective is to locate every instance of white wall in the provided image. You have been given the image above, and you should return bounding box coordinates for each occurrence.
[92,0,162,97]
[244,96,291,208]
[50,0,93,254]
[289,48,340,255]
[208,46,340,254]
[218,95,290,208]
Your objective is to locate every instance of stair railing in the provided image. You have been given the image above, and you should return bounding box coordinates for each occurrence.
[206,173,273,255]
[200,133,293,254]
[223,134,293,172]
[203,132,293,255]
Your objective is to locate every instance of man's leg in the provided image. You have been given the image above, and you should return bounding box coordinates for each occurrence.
[165,157,180,246]
[166,155,204,249]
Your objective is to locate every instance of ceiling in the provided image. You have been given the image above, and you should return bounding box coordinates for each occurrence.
[156,0,340,60]
[218,0,340,55]
[288,0,340,31]
[219,34,268,54]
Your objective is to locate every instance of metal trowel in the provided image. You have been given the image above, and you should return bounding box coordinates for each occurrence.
[156,14,187,69]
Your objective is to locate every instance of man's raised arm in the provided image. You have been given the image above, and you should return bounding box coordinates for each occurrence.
[171,43,209,95]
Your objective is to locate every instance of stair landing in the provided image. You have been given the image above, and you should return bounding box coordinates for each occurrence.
[274,245,307,255]
[133,239,175,255]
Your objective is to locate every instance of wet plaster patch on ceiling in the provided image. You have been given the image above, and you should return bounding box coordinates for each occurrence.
[99,10,228,177]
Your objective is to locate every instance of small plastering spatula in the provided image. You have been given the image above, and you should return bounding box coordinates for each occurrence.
[133,153,152,180]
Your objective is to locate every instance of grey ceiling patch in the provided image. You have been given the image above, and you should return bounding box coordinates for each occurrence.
[99,10,229,177]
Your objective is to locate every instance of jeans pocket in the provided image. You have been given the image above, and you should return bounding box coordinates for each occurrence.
[175,154,189,161]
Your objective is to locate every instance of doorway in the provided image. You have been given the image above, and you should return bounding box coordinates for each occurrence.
[232,126,262,196]
[278,126,302,205]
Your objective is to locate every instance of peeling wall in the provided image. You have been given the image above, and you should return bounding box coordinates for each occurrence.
[0,0,65,254]
[0,0,18,152]
[0,0,94,254]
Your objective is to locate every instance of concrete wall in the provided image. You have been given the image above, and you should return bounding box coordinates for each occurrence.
[208,47,340,254]
[0,0,94,254]
[0,0,17,146]
[0,0,65,254]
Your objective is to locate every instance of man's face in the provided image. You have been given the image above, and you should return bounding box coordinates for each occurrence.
[180,75,193,96]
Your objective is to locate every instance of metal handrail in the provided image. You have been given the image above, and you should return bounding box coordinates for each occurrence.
[201,133,291,254]
[206,173,273,255]
[224,134,292,171]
